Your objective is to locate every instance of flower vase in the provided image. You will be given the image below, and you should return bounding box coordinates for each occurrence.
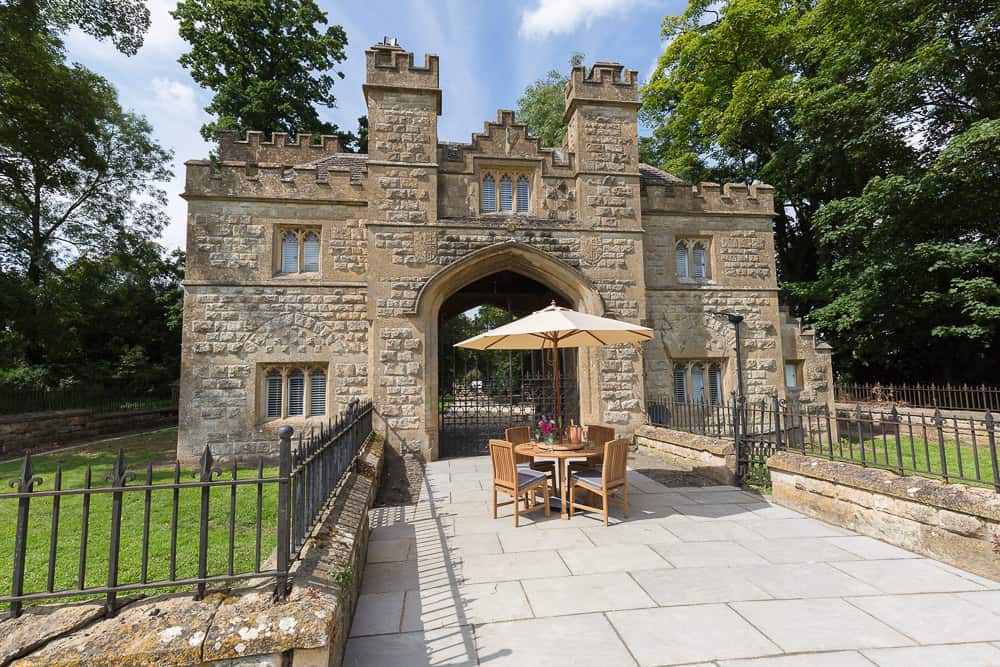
[544,433,555,447]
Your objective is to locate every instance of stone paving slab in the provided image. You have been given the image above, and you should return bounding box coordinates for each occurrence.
[731,598,913,652]
[608,604,781,665]
[345,456,1000,666]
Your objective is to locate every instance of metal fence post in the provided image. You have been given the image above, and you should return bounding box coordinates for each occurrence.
[825,405,834,459]
[772,394,783,451]
[986,411,998,492]
[194,445,221,600]
[934,409,949,483]
[275,426,293,601]
[891,406,904,475]
[8,453,42,619]
[105,449,135,616]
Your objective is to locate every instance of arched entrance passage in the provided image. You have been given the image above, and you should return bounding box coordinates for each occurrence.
[437,272,579,458]
[416,241,606,459]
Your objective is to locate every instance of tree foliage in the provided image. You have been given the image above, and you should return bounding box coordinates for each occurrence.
[516,53,584,148]
[0,0,176,382]
[172,0,354,144]
[642,0,1000,382]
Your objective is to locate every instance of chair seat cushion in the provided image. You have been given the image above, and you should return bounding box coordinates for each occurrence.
[516,468,548,490]
[529,460,556,471]
[570,468,603,491]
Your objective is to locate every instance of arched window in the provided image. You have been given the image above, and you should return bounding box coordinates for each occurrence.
[265,371,282,417]
[693,242,707,278]
[309,370,326,416]
[302,233,320,272]
[281,232,299,273]
[673,363,688,402]
[691,362,706,403]
[481,175,496,213]
[516,176,529,213]
[499,176,513,212]
[287,370,305,416]
[708,363,722,405]
[675,241,688,278]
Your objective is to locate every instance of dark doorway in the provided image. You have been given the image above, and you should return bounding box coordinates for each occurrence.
[437,271,581,458]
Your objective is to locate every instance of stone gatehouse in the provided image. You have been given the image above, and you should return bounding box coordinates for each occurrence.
[176,40,833,462]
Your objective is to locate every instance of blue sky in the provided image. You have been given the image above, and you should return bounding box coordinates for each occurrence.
[65,0,683,250]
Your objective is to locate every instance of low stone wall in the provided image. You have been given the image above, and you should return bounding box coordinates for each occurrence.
[634,424,736,485]
[5,432,385,667]
[769,451,1000,581]
[0,407,178,458]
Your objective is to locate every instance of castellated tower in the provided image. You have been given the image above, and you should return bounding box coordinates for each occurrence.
[564,62,642,231]
[364,41,441,224]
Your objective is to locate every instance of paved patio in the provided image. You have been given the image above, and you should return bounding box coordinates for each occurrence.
[345,454,1000,666]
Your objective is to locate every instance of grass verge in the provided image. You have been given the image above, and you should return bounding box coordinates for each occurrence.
[0,429,278,600]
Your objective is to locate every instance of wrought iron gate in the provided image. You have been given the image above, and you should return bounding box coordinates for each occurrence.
[438,324,579,459]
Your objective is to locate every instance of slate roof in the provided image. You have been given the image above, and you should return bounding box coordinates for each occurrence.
[638,163,684,187]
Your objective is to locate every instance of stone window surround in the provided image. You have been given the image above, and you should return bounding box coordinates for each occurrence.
[259,363,328,422]
[478,167,533,215]
[675,236,713,283]
[273,225,322,276]
[672,359,724,404]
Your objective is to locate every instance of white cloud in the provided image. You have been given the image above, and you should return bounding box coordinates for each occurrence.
[142,0,185,55]
[151,78,199,117]
[519,0,645,38]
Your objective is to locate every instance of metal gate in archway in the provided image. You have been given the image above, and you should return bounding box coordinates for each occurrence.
[437,313,579,459]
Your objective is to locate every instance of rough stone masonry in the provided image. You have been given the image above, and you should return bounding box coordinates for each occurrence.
[176,39,834,463]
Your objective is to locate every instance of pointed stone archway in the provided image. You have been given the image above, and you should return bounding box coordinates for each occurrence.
[415,241,608,459]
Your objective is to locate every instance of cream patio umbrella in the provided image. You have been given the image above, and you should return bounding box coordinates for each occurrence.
[454,302,654,429]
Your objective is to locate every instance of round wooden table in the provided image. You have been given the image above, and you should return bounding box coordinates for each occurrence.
[515,441,601,519]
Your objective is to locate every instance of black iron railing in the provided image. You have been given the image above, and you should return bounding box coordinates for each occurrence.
[0,383,177,416]
[648,394,1000,490]
[835,382,1000,412]
[2,398,373,618]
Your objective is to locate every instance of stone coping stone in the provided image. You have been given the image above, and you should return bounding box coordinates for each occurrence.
[11,434,384,667]
[0,600,107,666]
[768,451,1000,522]
[636,425,734,456]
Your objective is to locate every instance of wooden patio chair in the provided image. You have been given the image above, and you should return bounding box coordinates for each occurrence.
[489,439,551,527]
[568,424,615,474]
[506,425,557,491]
[568,438,630,526]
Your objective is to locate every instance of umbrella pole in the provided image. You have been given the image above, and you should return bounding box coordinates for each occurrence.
[552,336,562,436]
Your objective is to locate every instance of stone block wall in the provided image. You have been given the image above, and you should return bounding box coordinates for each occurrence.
[634,424,737,485]
[770,452,1000,581]
[0,408,178,457]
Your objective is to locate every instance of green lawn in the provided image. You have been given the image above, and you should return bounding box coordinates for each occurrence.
[0,429,278,601]
[803,435,999,488]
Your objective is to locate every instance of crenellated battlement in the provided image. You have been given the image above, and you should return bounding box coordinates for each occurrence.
[438,109,573,171]
[184,154,368,201]
[641,180,776,215]
[218,131,341,164]
[364,40,440,105]
[564,61,639,118]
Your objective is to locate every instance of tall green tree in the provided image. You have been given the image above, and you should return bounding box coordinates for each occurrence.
[642,0,1000,382]
[516,53,584,147]
[0,0,172,366]
[172,0,353,144]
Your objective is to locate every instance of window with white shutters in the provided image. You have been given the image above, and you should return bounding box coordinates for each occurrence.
[481,176,496,212]
[693,243,707,278]
[499,176,513,212]
[281,232,299,273]
[708,363,723,404]
[785,362,800,389]
[673,364,688,402]
[265,372,282,417]
[302,233,320,272]
[516,176,529,212]
[691,363,706,402]
[675,242,688,278]
[287,371,305,416]
[310,371,326,416]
